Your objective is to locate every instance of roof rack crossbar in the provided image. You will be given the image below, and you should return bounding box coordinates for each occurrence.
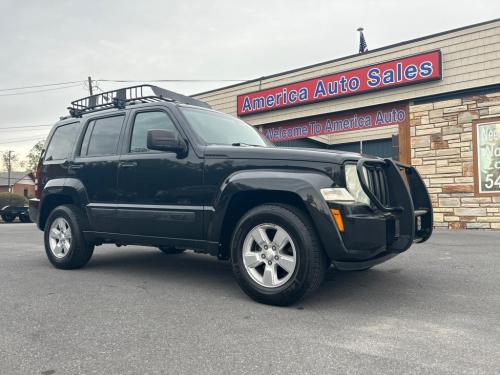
[68,84,211,117]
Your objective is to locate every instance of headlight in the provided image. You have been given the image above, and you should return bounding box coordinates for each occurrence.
[320,187,355,202]
[344,164,370,205]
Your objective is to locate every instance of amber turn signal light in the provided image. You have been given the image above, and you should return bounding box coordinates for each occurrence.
[330,208,344,232]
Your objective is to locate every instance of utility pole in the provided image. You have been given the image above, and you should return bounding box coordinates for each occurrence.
[88,76,93,96]
[7,150,12,193]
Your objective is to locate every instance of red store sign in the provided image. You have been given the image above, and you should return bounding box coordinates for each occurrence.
[261,103,408,143]
[238,50,441,116]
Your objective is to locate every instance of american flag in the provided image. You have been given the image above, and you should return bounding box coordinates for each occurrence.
[358,27,368,53]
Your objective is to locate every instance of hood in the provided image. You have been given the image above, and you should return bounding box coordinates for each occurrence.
[203,145,378,164]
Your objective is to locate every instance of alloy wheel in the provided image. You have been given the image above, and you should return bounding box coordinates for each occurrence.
[48,217,72,259]
[242,223,297,288]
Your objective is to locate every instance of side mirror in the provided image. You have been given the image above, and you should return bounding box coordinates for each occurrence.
[147,129,187,156]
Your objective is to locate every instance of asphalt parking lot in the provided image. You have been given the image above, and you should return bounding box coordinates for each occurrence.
[0,224,499,375]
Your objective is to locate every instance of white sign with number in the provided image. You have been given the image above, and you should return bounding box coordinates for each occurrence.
[475,121,500,194]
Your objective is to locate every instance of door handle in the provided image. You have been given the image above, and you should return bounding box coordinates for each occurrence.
[68,163,83,170]
[119,161,138,168]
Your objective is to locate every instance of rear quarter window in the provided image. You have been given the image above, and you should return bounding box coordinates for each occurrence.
[44,122,82,161]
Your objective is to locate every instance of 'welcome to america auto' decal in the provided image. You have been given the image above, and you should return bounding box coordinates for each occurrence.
[261,103,408,142]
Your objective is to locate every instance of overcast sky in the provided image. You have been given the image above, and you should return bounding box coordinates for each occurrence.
[0,0,498,167]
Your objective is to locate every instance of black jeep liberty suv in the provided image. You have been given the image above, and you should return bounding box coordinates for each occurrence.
[30,85,433,306]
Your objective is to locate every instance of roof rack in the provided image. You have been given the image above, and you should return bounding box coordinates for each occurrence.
[68,84,211,117]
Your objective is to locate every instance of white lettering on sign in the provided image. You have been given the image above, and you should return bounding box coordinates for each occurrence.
[238,51,441,116]
[476,121,500,194]
[263,104,408,143]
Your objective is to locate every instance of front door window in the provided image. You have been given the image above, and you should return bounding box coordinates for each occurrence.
[130,111,178,153]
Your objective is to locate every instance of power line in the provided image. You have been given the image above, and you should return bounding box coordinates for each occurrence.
[97,79,248,83]
[0,84,83,97]
[0,135,45,143]
[0,79,247,98]
[94,84,105,93]
[0,80,83,92]
[0,78,248,96]
[0,124,52,131]
[1,77,249,92]
[0,136,46,145]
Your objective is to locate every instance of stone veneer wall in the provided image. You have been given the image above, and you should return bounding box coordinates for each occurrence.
[409,91,500,229]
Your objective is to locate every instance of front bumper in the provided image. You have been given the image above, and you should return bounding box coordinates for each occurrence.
[318,158,433,268]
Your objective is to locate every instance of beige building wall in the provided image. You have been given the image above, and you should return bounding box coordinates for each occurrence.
[410,92,500,229]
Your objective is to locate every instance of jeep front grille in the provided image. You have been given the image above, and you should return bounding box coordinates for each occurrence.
[364,164,390,207]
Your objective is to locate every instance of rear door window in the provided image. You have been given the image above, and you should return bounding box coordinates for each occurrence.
[44,122,82,161]
[81,115,125,157]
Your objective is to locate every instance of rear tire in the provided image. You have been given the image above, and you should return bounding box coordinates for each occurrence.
[231,204,329,306]
[1,214,16,223]
[44,205,94,270]
[158,246,185,254]
[19,215,31,223]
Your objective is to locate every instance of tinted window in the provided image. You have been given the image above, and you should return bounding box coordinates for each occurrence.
[130,111,178,153]
[180,107,269,146]
[80,121,95,156]
[45,122,82,161]
[82,116,124,156]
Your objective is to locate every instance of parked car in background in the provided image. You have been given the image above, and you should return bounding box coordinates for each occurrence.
[0,205,31,223]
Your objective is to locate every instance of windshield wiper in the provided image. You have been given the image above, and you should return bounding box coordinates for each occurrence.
[231,142,263,147]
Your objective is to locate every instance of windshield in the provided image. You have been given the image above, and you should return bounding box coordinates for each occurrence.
[180,107,270,146]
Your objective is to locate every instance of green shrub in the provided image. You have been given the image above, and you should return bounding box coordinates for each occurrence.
[0,192,28,208]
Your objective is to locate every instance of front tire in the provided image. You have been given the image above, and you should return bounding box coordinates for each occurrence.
[44,205,94,269]
[231,204,329,306]
[1,214,16,223]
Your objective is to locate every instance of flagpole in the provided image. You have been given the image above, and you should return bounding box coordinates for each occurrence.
[357,27,368,54]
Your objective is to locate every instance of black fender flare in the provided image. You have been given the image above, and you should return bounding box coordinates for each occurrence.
[207,169,345,260]
[39,178,90,230]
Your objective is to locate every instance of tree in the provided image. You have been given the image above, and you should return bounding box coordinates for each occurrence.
[1,150,18,172]
[0,151,19,192]
[22,140,44,173]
